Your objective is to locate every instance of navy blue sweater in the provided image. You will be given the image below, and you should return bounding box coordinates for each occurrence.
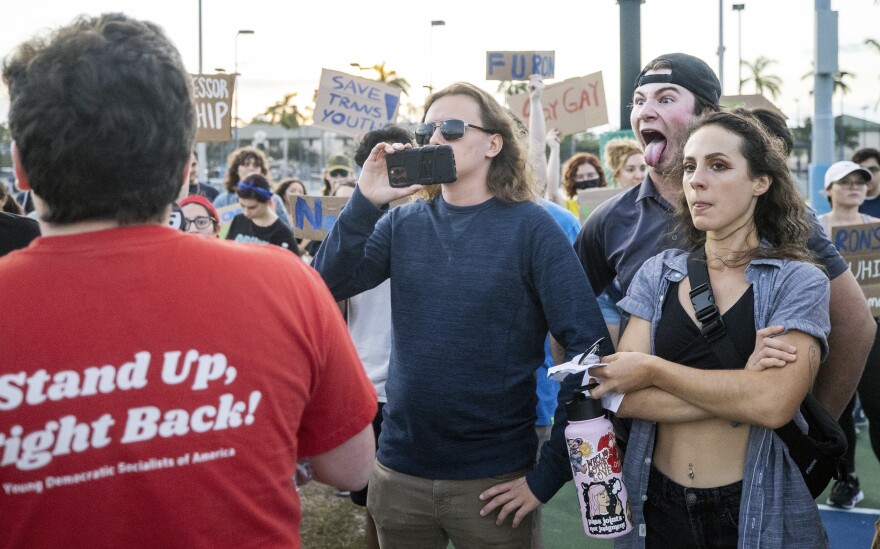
[313,187,612,502]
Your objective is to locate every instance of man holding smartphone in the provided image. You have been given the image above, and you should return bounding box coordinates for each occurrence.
[313,82,611,548]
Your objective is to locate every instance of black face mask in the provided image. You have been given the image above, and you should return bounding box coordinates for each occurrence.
[573,177,602,190]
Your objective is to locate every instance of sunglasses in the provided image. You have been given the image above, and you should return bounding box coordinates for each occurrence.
[415,119,495,145]
[185,216,217,231]
[329,169,350,178]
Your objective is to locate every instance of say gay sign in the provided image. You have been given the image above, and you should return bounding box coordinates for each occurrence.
[313,69,402,138]
[191,74,236,142]
[507,72,608,136]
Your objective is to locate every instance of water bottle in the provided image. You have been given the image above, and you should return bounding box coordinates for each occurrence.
[565,390,632,539]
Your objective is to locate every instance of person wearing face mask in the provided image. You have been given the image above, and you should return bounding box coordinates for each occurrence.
[558,153,607,219]
[212,146,292,228]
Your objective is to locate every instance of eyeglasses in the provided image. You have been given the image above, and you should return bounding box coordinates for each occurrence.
[414,119,495,145]
[185,216,217,231]
[329,169,349,178]
[834,178,869,189]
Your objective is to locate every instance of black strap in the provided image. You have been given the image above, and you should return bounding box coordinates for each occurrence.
[688,249,847,490]
[686,249,742,370]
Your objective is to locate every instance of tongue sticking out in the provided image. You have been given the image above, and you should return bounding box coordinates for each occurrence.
[644,138,667,167]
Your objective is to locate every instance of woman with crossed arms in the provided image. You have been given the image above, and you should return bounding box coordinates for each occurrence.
[590,111,830,548]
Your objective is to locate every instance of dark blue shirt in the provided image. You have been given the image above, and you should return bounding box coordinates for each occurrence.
[575,174,848,299]
[313,187,612,502]
[188,182,220,202]
[859,195,880,218]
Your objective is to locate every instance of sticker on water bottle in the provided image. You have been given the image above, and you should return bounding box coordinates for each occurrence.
[581,478,629,536]
[566,432,621,479]
[567,430,630,537]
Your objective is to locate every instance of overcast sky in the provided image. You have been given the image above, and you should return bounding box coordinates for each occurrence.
[1,0,878,131]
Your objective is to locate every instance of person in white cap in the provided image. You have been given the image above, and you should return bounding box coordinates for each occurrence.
[817,160,878,509]
[818,161,876,237]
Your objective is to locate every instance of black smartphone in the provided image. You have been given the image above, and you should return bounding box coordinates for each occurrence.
[387,145,457,187]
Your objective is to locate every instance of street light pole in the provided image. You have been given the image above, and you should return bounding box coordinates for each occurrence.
[718,0,725,92]
[732,4,745,94]
[234,30,255,149]
[198,0,203,73]
[429,20,445,94]
[196,0,206,185]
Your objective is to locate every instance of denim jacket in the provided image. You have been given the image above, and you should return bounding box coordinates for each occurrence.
[615,248,831,549]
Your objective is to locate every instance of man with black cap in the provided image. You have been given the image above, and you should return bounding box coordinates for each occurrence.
[573,49,874,460]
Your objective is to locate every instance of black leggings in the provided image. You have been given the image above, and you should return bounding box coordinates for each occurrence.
[839,318,880,473]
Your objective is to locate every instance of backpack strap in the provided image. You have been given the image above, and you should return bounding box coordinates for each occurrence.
[686,248,743,370]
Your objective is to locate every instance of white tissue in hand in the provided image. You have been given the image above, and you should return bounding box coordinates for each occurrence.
[547,352,607,383]
[546,352,623,413]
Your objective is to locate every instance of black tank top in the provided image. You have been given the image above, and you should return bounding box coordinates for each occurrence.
[654,281,756,370]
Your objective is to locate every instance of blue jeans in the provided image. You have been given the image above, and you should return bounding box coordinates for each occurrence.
[644,467,741,549]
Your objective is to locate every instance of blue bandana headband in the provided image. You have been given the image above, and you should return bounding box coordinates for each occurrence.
[237,182,274,201]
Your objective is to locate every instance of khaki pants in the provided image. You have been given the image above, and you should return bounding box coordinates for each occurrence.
[366,460,534,549]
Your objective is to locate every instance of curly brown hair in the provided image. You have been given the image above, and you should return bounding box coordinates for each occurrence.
[224,146,269,192]
[416,82,537,203]
[4,14,195,224]
[670,111,814,264]
[562,153,606,199]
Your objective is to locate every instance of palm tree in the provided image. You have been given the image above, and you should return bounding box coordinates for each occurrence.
[253,93,307,129]
[801,69,858,158]
[350,62,410,96]
[739,57,783,100]
[801,68,855,97]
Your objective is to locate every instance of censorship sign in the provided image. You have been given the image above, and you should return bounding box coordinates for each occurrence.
[191,74,236,142]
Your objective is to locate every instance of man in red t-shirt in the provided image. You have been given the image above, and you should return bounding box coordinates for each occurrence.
[0,14,375,548]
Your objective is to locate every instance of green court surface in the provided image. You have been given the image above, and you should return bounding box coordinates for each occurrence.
[539,426,879,548]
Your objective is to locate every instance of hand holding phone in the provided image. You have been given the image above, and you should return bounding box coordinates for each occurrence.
[386,145,457,188]
[356,142,423,207]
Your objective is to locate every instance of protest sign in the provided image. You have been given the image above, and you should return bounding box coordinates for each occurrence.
[287,195,349,241]
[831,222,880,315]
[313,69,402,138]
[507,72,608,136]
[486,51,555,80]
[191,74,236,142]
[215,203,242,239]
[286,194,411,241]
[576,187,625,224]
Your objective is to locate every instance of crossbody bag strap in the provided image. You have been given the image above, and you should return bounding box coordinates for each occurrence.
[686,248,743,370]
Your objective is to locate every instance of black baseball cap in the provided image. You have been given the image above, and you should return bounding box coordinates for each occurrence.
[633,53,722,106]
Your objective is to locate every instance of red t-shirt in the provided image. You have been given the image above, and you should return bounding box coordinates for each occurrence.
[0,225,376,548]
